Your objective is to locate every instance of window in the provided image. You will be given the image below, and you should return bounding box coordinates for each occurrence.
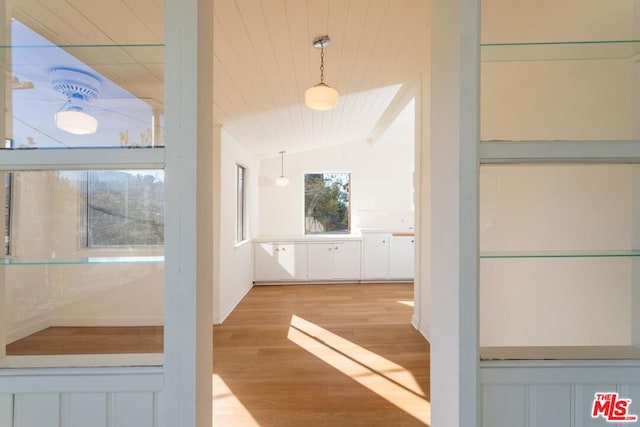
[4,173,11,255]
[236,164,247,242]
[86,170,164,247]
[305,173,350,234]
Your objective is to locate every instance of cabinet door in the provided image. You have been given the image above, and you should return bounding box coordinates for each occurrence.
[332,241,362,280]
[255,243,307,281]
[254,243,281,281]
[277,244,307,280]
[307,243,334,280]
[389,235,415,279]
[362,233,390,279]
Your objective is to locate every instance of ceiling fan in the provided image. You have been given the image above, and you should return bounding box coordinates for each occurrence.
[49,67,101,135]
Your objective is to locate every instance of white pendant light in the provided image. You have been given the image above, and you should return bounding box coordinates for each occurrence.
[275,150,289,187]
[305,35,338,111]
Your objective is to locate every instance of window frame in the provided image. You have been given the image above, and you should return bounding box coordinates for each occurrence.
[235,163,247,243]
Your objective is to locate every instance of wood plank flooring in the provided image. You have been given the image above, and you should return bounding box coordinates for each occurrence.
[6,283,430,426]
[213,283,430,426]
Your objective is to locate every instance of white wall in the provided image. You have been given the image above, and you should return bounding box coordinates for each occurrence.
[213,129,258,324]
[258,140,415,237]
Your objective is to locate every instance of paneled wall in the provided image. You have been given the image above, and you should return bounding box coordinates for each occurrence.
[0,367,162,427]
[481,360,640,427]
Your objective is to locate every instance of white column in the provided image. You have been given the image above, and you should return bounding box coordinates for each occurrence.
[429,0,480,426]
[161,0,214,426]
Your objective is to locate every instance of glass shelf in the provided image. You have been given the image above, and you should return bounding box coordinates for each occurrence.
[0,256,164,266]
[481,39,640,61]
[480,250,640,259]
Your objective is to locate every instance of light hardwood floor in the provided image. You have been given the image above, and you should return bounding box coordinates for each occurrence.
[7,283,430,426]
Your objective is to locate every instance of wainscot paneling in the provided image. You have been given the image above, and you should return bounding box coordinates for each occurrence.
[0,366,162,427]
[14,393,60,427]
[481,360,640,427]
[0,394,12,427]
[62,393,108,427]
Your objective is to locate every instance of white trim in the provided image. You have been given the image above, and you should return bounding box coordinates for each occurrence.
[51,318,164,328]
[234,239,251,249]
[416,319,431,342]
[0,148,165,170]
[213,284,252,325]
[6,313,52,344]
[0,364,164,392]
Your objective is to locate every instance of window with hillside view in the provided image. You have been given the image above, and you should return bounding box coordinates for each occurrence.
[305,173,350,234]
[87,170,164,247]
[236,164,247,243]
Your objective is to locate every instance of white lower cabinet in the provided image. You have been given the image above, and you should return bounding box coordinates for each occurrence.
[254,233,412,283]
[254,243,308,281]
[362,232,415,280]
[389,235,415,279]
[362,233,390,279]
[307,241,361,281]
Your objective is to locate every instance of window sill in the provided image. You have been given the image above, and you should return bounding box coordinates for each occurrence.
[234,239,251,249]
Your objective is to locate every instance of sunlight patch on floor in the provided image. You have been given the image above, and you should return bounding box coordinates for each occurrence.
[287,314,430,425]
[397,300,415,308]
[212,374,260,426]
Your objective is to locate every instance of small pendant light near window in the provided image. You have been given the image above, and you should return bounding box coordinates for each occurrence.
[275,150,289,187]
[304,35,338,111]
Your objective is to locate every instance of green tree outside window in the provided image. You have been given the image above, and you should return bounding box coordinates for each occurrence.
[305,173,350,234]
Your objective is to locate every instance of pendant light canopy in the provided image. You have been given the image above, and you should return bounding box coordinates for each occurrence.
[275,150,289,187]
[305,35,338,111]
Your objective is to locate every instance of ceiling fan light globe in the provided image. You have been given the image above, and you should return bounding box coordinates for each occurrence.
[275,176,290,187]
[305,83,338,111]
[55,110,98,135]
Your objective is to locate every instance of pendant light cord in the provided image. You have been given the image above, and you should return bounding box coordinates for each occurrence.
[320,46,325,84]
[279,151,285,177]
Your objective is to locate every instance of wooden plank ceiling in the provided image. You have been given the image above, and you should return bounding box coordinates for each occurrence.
[9,0,429,157]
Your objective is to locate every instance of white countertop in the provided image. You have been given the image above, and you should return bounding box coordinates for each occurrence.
[253,228,415,243]
[253,234,363,243]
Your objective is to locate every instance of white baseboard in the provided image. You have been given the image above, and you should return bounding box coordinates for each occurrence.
[7,314,52,344]
[213,283,253,325]
[411,315,430,342]
[7,314,163,344]
[51,317,164,327]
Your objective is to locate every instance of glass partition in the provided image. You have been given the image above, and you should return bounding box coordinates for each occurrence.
[479,163,640,359]
[1,169,164,357]
[4,18,164,150]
